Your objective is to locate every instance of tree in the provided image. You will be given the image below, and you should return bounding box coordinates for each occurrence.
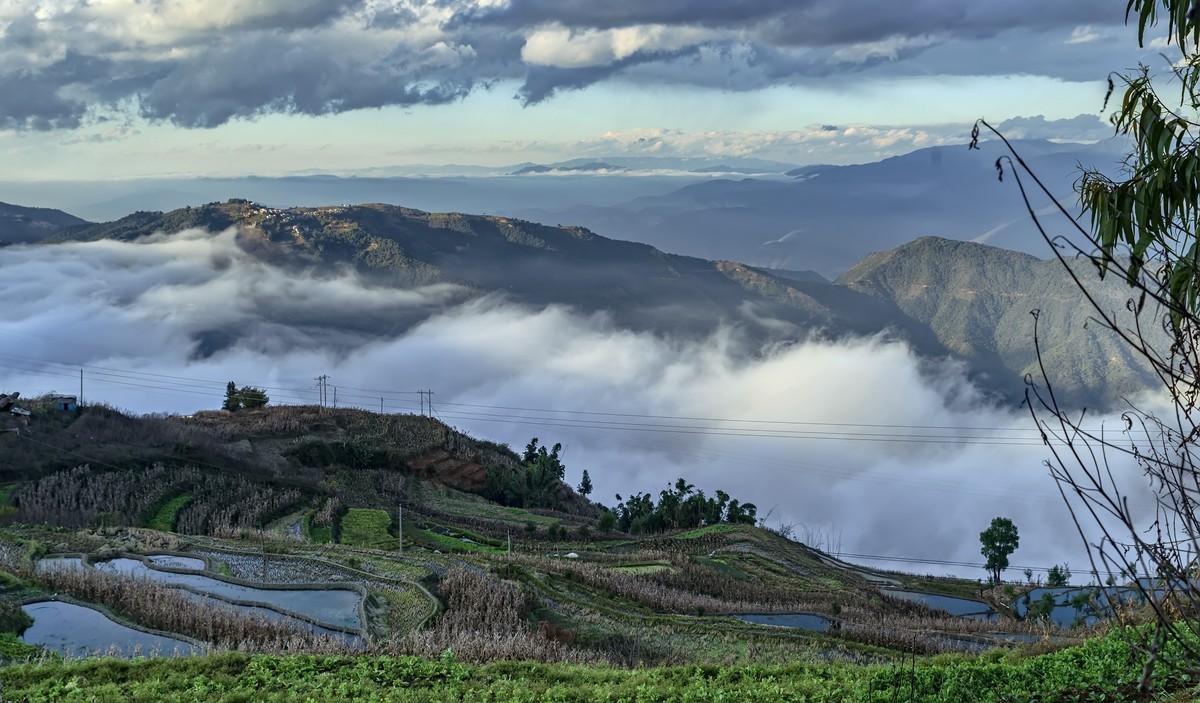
[222,381,269,412]
[980,517,1019,585]
[974,0,1200,689]
[239,386,269,409]
[1046,563,1072,589]
[1027,592,1058,623]
[577,469,593,497]
[597,510,615,534]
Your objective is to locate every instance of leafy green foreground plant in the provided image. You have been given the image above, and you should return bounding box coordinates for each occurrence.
[0,627,1195,702]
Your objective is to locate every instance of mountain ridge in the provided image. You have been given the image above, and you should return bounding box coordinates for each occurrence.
[0,201,88,244]
[13,199,1154,408]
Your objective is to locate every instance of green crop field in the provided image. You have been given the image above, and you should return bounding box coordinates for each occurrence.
[147,494,193,533]
[338,508,395,549]
[0,627,1193,702]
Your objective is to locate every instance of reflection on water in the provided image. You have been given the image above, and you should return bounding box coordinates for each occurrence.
[21,601,195,658]
[41,556,362,631]
[884,589,997,620]
[736,612,830,631]
[176,591,362,647]
[146,555,206,571]
[92,558,362,630]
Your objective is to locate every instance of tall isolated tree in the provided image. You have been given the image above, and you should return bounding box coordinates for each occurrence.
[223,381,240,412]
[979,517,1019,585]
[577,469,593,497]
[975,0,1200,692]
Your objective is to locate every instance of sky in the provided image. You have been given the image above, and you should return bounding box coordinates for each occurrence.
[0,0,1171,179]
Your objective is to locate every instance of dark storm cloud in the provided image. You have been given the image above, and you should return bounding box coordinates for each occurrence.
[517,46,701,104]
[0,51,114,131]
[452,0,1111,40]
[134,34,476,127]
[760,1,1116,46]
[444,0,799,31]
[0,0,1141,131]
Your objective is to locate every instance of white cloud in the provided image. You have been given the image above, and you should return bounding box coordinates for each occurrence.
[570,124,959,162]
[1066,25,1101,44]
[521,23,719,68]
[60,124,138,144]
[830,34,936,64]
[0,227,1159,578]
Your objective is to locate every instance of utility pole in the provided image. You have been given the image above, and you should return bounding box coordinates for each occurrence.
[507,531,512,558]
[79,369,84,407]
[380,397,384,414]
[314,375,329,408]
[427,390,434,416]
[332,386,338,409]
[397,499,404,556]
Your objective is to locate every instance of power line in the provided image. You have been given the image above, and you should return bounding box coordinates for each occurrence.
[431,408,1051,446]
[832,550,1121,580]
[5,431,1089,578]
[0,343,1060,438]
[436,399,1049,435]
[0,345,1146,451]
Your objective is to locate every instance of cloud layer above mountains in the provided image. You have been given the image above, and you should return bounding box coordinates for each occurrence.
[0,0,1152,131]
[0,228,1157,577]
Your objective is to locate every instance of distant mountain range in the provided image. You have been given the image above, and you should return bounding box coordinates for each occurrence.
[0,201,87,244]
[509,162,628,175]
[0,140,1119,278]
[510,139,1128,278]
[10,198,1155,409]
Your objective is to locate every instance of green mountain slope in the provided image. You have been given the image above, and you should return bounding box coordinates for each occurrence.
[838,236,1161,407]
[40,200,1158,407]
[45,199,916,346]
[0,202,87,244]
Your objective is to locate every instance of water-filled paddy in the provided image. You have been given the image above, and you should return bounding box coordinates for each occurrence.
[21,601,195,658]
[146,555,206,570]
[1010,586,1141,628]
[884,589,998,620]
[735,613,830,631]
[175,591,362,646]
[96,558,362,630]
[42,557,362,631]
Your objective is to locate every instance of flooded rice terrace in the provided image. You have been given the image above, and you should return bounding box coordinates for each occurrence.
[29,553,367,656]
[21,600,196,657]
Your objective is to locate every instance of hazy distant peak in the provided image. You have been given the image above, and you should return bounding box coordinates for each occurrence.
[837,236,1043,286]
[0,201,89,245]
[509,162,628,176]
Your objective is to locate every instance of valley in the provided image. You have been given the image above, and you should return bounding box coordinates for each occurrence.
[0,397,1187,700]
[5,0,1197,699]
[1,196,1160,409]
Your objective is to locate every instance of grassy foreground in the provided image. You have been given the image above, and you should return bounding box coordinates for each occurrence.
[0,628,1192,703]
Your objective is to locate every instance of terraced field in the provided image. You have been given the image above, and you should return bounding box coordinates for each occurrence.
[0,403,1173,701]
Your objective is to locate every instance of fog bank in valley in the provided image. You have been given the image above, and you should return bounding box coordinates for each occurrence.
[0,229,1157,580]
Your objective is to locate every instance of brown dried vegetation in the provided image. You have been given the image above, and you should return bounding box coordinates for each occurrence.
[25,562,349,653]
[382,567,600,664]
[14,463,307,535]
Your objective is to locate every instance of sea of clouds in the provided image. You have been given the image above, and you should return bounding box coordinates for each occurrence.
[0,227,1160,581]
